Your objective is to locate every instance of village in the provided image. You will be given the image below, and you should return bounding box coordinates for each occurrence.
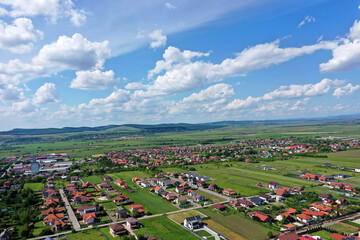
[0,136,360,240]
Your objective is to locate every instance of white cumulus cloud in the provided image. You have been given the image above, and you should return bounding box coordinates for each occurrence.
[33,33,110,70]
[333,83,360,98]
[70,70,119,90]
[148,29,167,49]
[0,0,87,26]
[32,82,59,105]
[0,18,43,53]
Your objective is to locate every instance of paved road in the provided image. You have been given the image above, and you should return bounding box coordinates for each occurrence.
[59,189,81,230]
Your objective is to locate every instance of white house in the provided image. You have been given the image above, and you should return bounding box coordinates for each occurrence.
[268,182,280,190]
[184,215,202,230]
[140,181,151,188]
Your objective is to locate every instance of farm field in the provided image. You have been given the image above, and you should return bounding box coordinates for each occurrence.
[23,182,44,192]
[109,171,152,180]
[196,189,226,203]
[110,181,178,214]
[168,210,206,224]
[198,207,277,240]
[134,215,199,240]
[327,223,358,235]
[191,163,310,196]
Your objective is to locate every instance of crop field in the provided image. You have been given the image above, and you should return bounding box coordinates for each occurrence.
[23,182,43,192]
[327,223,357,235]
[82,175,104,184]
[198,207,277,240]
[168,210,206,224]
[134,215,199,240]
[110,181,178,214]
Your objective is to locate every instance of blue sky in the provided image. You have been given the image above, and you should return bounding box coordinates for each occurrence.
[0,0,359,130]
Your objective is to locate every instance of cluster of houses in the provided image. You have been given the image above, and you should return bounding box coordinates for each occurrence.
[301,172,357,195]
[41,187,69,231]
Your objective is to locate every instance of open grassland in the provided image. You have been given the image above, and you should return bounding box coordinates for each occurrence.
[82,175,104,184]
[23,182,43,192]
[198,207,277,240]
[102,201,118,211]
[191,163,310,196]
[168,210,206,224]
[109,171,151,181]
[110,180,178,214]
[134,215,199,240]
[1,120,359,158]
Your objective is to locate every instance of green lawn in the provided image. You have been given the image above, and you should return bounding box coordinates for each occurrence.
[82,175,104,184]
[109,171,152,181]
[66,229,107,240]
[99,227,120,240]
[328,223,357,235]
[102,201,118,211]
[134,215,198,240]
[32,221,47,236]
[198,207,277,240]
[110,181,177,214]
[196,190,226,203]
[23,182,44,192]
[310,230,332,240]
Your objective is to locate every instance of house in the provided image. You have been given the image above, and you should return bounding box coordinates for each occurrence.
[158,180,172,188]
[319,194,333,201]
[259,193,274,202]
[83,212,98,225]
[77,205,97,216]
[128,204,145,214]
[116,179,128,189]
[283,223,296,231]
[104,175,112,182]
[175,186,187,193]
[335,198,348,205]
[126,217,139,229]
[51,219,68,231]
[222,188,236,196]
[43,198,60,208]
[213,204,227,211]
[70,176,79,183]
[154,186,164,194]
[113,195,131,204]
[291,186,305,195]
[176,196,188,205]
[275,212,293,222]
[82,182,94,188]
[322,163,333,167]
[329,233,360,240]
[116,208,128,218]
[277,232,300,240]
[73,196,90,205]
[330,182,345,189]
[250,197,265,206]
[302,173,319,181]
[188,189,196,196]
[161,191,169,198]
[98,183,112,189]
[297,213,313,223]
[140,181,151,188]
[268,182,280,190]
[335,174,349,179]
[277,187,291,197]
[184,215,202,230]
[41,207,64,217]
[248,210,270,222]
[109,223,127,237]
[43,213,66,225]
[230,199,254,208]
[194,194,206,202]
[208,183,218,191]
[310,203,333,212]
[263,166,272,170]
[355,168,360,173]
[179,182,190,188]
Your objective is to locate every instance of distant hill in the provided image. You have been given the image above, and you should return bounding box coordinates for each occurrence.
[0,113,359,136]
